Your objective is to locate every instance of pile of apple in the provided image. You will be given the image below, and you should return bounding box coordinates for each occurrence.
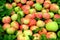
[2,0,60,40]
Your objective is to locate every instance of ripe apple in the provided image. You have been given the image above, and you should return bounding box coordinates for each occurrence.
[2,16,11,24]
[11,14,18,21]
[46,21,58,31]
[6,27,16,34]
[3,23,10,30]
[20,25,29,30]
[37,20,45,27]
[23,30,32,36]
[50,4,59,12]
[34,3,42,11]
[30,26,38,31]
[36,0,44,4]
[46,32,57,39]
[43,13,50,19]
[11,21,19,30]
[33,33,40,40]
[49,12,54,18]
[21,18,30,24]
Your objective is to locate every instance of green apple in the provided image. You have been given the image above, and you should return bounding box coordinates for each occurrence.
[11,14,18,21]
[24,30,32,36]
[17,11,24,17]
[35,3,42,11]
[46,21,58,31]
[37,20,45,27]
[6,27,15,34]
[49,12,54,18]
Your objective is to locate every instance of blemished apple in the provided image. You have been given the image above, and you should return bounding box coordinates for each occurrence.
[33,33,40,40]
[46,32,57,39]
[49,12,54,18]
[3,23,10,30]
[46,21,58,31]
[21,18,30,24]
[36,0,44,4]
[6,27,16,34]
[23,30,32,36]
[20,25,29,30]
[2,16,11,24]
[11,14,18,21]
[11,21,19,30]
[37,20,45,27]
[50,4,59,12]
[34,3,42,11]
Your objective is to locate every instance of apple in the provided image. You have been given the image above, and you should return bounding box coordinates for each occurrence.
[3,23,10,30]
[2,16,11,23]
[6,27,16,34]
[36,12,43,19]
[46,21,58,31]
[50,4,59,12]
[54,14,60,19]
[11,14,18,21]
[17,11,24,17]
[5,3,12,9]
[46,32,57,39]
[14,0,20,3]
[36,0,44,4]
[11,21,19,30]
[34,3,42,11]
[38,28,47,35]
[49,12,54,18]
[21,0,27,4]
[30,26,38,31]
[44,19,52,24]
[36,20,45,27]
[43,13,50,19]
[14,6,21,12]
[43,0,51,8]
[21,18,30,24]
[28,19,36,26]
[29,8,36,14]
[23,30,32,36]
[26,1,34,6]
[20,25,29,30]
[33,33,40,40]
[58,10,60,14]
[12,2,16,7]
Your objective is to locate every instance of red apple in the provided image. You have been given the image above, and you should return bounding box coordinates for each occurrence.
[20,25,29,30]
[36,0,44,4]
[11,21,19,30]
[2,16,11,24]
[3,23,10,30]
[38,28,47,35]
[43,13,50,19]
[28,19,36,26]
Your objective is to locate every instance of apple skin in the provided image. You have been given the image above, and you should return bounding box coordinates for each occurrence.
[49,12,54,18]
[37,20,45,27]
[21,18,30,24]
[50,4,59,12]
[11,21,19,30]
[11,14,18,21]
[6,27,16,34]
[46,32,57,39]
[30,26,38,31]
[36,0,44,4]
[46,21,58,31]
[38,28,47,35]
[33,33,40,40]
[34,3,42,11]
[2,16,11,24]
[20,25,29,30]
[3,23,10,30]
[23,30,32,36]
